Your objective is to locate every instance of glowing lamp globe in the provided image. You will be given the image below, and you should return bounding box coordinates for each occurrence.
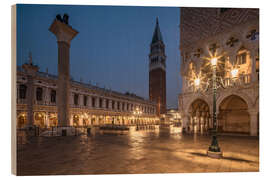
[194,78,200,86]
[231,68,239,78]
[211,57,217,66]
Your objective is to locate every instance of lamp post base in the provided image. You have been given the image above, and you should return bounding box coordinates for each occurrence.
[207,150,222,159]
[207,134,222,158]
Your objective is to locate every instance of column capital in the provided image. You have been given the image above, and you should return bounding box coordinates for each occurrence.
[248,109,258,116]
[49,19,78,45]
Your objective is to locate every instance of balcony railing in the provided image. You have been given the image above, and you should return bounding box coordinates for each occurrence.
[223,74,251,88]
[186,73,253,93]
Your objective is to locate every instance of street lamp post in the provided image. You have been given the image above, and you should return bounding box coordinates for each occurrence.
[207,57,222,158]
[191,55,240,158]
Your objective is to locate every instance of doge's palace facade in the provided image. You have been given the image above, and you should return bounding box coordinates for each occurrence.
[178,8,259,136]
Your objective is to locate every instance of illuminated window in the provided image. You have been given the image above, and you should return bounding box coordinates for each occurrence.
[236,52,247,65]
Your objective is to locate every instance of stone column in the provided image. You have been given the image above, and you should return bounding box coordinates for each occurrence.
[249,110,258,136]
[89,95,92,108]
[79,94,83,107]
[119,102,122,112]
[69,114,73,126]
[190,117,194,132]
[45,112,49,127]
[250,50,258,83]
[49,15,78,127]
[182,114,189,132]
[109,99,112,109]
[22,60,39,127]
[195,110,200,133]
[200,116,204,134]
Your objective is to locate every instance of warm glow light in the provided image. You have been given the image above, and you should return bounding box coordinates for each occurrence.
[211,57,217,66]
[194,78,200,86]
[231,68,239,78]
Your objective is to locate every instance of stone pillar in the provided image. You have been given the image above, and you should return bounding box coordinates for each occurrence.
[249,110,258,136]
[200,116,204,134]
[190,117,194,132]
[119,102,122,112]
[22,58,39,127]
[45,112,49,127]
[109,99,112,109]
[44,87,48,105]
[182,114,189,132]
[69,114,73,126]
[49,15,78,127]
[79,94,83,107]
[250,50,257,83]
[195,110,200,133]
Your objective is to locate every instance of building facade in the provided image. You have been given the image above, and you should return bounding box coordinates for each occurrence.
[178,8,259,136]
[149,18,167,116]
[16,59,158,128]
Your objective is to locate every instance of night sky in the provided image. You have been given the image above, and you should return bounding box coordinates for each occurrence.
[17,4,181,108]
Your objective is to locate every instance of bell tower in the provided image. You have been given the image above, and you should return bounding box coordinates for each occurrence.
[149,18,166,116]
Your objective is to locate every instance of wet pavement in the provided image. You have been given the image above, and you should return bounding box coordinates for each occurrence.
[17,126,259,175]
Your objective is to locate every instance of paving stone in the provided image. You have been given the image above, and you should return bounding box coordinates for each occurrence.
[17,129,259,175]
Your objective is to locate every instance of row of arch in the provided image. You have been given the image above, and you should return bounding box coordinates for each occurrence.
[184,93,259,135]
[17,112,159,128]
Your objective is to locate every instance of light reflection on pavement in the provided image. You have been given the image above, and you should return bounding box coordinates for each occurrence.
[17,126,259,175]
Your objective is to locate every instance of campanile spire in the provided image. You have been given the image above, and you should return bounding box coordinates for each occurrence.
[149,18,166,116]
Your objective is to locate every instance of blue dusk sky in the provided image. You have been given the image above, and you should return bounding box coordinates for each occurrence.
[16,4,181,109]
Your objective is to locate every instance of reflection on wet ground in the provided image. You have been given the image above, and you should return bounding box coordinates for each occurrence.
[17,126,259,175]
